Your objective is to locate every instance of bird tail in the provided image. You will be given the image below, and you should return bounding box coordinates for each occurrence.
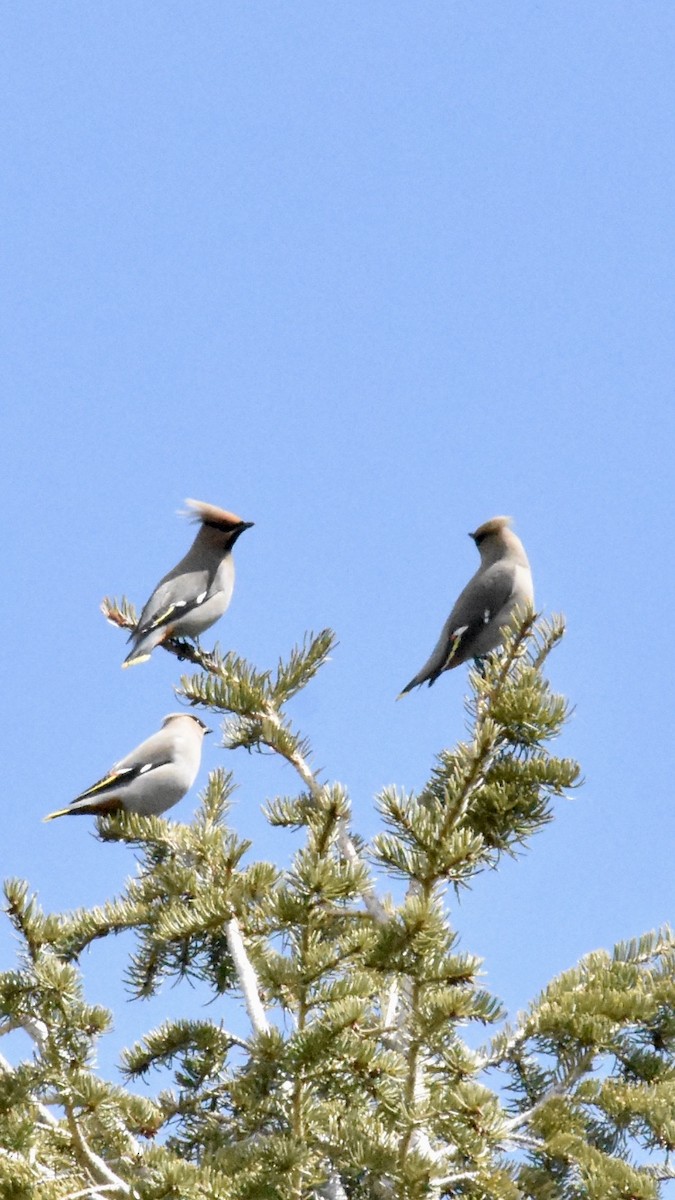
[122,649,152,668]
[397,669,442,699]
[122,623,166,667]
[397,668,433,697]
[396,681,415,700]
[44,795,121,821]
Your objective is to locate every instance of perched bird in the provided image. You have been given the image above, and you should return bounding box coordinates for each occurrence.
[399,516,534,695]
[44,713,210,821]
[123,500,254,667]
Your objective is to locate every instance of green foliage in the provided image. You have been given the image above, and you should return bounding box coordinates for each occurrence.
[1,614,672,1199]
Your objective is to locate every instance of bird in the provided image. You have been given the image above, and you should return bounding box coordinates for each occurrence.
[44,713,211,821]
[398,516,534,695]
[122,500,254,667]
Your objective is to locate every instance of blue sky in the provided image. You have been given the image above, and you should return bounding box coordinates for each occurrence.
[1,1,674,1090]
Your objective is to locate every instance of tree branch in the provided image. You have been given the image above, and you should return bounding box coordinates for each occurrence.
[105,597,392,930]
[502,1049,595,1135]
[61,1186,125,1200]
[262,703,390,925]
[0,1049,61,1132]
[225,917,269,1036]
[65,1106,131,1197]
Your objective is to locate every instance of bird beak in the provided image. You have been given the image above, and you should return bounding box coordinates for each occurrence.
[227,521,254,547]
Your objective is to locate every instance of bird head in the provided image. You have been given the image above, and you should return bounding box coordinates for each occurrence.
[184,499,254,548]
[469,516,522,565]
[162,713,212,735]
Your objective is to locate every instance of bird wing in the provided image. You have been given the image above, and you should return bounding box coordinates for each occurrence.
[399,562,517,694]
[72,757,171,803]
[132,566,217,639]
[71,724,178,802]
[434,561,517,675]
[43,726,181,821]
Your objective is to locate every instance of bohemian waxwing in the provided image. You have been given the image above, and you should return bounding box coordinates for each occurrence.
[44,713,210,820]
[123,500,253,667]
[399,516,534,695]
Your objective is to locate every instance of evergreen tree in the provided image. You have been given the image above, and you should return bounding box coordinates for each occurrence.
[1,606,673,1199]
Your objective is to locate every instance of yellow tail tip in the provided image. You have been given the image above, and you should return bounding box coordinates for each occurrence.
[43,810,67,822]
[122,653,151,669]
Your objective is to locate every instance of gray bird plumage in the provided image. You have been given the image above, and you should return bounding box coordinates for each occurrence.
[44,713,211,821]
[399,516,533,695]
[123,500,254,667]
